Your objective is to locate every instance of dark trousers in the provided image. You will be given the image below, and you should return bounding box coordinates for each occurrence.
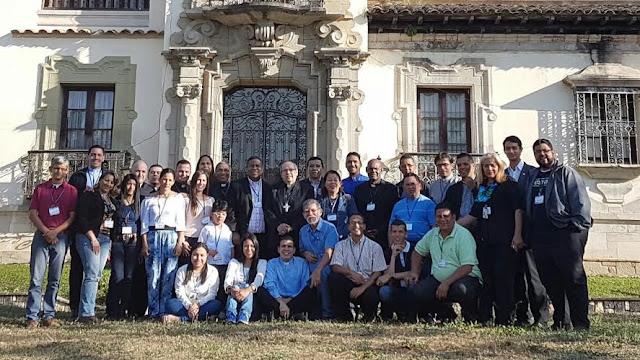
[178,237,199,268]
[514,248,550,325]
[478,243,518,325]
[129,260,148,318]
[214,264,228,307]
[409,275,481,322]
[68,234,83,316]
[106,240,138,318]
[255,286,316,319]
[329,272,380,321]
[532,228,590,330]
[255,233,277,260]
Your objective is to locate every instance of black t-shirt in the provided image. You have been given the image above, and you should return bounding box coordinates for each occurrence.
[471,180,523,246]
[383,246,412,287]
[531,170,553,233]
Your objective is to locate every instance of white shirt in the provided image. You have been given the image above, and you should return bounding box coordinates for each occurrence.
[174,264,219,309]
[198,223,234,265]
[224,258,267,292]
[508,160,525,182]
[330,235,387,280]
[248,178,265,233]
[140,194,187,234]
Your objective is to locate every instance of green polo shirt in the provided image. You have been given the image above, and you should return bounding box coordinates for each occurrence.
[414,223,482,283]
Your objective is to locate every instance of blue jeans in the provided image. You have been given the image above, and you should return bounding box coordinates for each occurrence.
[76,233,111,317]
[309,264,333,319]
[379,285,408,319]
[145,230,178,318]
[226,289,254,318]
[26,231,68,321]
[165,298,221,321]
[106,240,138,317]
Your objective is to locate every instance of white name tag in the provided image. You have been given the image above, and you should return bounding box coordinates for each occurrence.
[534,195,544,205]
[48,206,61,216]
[327,214,337,222]
[122,226,133,234]
[366,203,376,211]
[438,259,446,268]
[482,206,491,219]
[103,219,114,229]
[201,217,210,225]
[406,223,413,231]
[254,201,262,208]
[213,254,222,261]
[155,223,165,230]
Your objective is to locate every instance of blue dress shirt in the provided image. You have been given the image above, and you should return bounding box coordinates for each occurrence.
[264,256,310,299]
[342,174,369,195]
[299,219,339,272]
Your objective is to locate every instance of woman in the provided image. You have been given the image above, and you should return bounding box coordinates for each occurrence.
[75,170,118,324]
[459,153,524,326]
[141,168,186,319]
[224,233,266,324]
[106,174,139,320]
[180,170,214,267]
[163,242,220,323]
[318,170,357,240]
[196,155,214,177]
[68,171,87,319]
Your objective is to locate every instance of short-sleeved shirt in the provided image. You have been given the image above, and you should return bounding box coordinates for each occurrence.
[299,219,339,272]
[330,235,387,280]
[30,180,78,229]
[415,223,482,283]
[470,180,522,246]
[198,223,234,265]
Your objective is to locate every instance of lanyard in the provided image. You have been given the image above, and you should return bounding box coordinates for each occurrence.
[50,185,65,205]
[369,184,380,202]
[250,181,261,201]
[212,225,222,250]
[328,196,339,214]
[405,198,420,220]
[283,186,294,205]
[155,195,170,223]
[349,238,366,272]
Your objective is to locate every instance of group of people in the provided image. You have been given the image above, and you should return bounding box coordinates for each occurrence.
[25,135,593,331]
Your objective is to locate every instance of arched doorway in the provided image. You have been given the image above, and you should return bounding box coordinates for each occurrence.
[222,87,307,182]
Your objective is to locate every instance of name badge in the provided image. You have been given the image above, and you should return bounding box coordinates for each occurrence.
[213,254,222,261]
[254,200,262,209]
[327,214,337,222]
[406,223,413,231]
[534,195,544,205]
[438,259,446,268]
[103,219,114,229]
[221,183,227,187]
[122,226,133,234]
[482,206,491,219]
[366,203,376,211]
[201,217,210,225]
[48,206,61,216]
[155,223,165,230]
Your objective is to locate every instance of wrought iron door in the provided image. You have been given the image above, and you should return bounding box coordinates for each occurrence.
[222,87,307,182]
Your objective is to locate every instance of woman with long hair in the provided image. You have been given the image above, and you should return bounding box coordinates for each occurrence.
[318,170,357,240]
[163,242,221,323]
[106,173,139,320]
[141,168,186,319]
[67,171,87,319]
[75,170,118,324]
[196,155,214,177]
[459,153,524,326]
[223,233,267,324]
[179,170,214,267]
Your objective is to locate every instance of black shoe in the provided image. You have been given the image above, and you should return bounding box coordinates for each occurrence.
[551,321,572,331]
[290,312,309,321]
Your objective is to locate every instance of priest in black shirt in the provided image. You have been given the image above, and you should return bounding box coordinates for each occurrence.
[209,161,236,232]
[272,161,314,248]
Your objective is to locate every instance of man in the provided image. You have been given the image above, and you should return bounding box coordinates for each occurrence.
[82,144,105,191]
[389,173,436,245]
[209,161,237,232]
[503,135,550,327]
[144,164,163,195]
[271,161,314,250]
[231,156,277,259]
[300,156,324,198]
[525,139,592,331]
[430,152,458,204]
[407,203,482,323]
[443,153,478,218]
[256,236,316,320]
[396,154,429,198]
[26,156,78,329]
[130,160,150,201]
[342,152,369,195]
[329,214,387,322]
[376,220,413,321]
[172,159,191,193]
[353,159,398,248]
[299,199,339,319]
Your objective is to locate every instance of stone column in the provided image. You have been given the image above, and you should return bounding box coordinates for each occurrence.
[163,47,215,167]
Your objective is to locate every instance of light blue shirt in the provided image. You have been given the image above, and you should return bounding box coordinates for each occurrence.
[342,174,369,195]
[264,256,310,299]
[299,219,339,272]
[389,195,436,243]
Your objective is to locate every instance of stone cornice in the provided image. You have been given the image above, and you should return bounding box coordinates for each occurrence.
[368,3,640,16]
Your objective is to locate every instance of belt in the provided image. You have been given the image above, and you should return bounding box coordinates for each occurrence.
[149,226,176,231]
[100,229,111,235]
[116,233,136,242]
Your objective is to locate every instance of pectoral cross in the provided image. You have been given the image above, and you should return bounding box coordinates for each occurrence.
[283,202,290,213]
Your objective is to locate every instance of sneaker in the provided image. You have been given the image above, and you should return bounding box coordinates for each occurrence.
[238,312,250,325]
[226,312,237,324]
[42,318,61,328]
[26,319,38,329]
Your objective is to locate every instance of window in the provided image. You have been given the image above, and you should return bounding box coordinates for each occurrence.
[60,87,115,149]
[42,0,149,10]
[576,89,639,165]
[417,89,471,152]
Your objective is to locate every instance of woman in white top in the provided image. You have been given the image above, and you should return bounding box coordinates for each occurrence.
[224,233,267,324]
[180,170,214,267]
[141,168,186,319]
[163,242,220,323]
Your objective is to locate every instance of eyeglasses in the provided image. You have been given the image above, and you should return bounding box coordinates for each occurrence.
[212,212,227,216]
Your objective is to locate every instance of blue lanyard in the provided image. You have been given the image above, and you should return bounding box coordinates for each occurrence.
[405,198,420,220]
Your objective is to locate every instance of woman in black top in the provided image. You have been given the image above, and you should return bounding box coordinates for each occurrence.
[106,174,139,320]
[459,153,524,326]
[75,170,118,324]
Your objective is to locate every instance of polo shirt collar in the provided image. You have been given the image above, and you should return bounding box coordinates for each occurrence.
[310,219,325,232]
[402,241,410,253]
[437,223,459,241]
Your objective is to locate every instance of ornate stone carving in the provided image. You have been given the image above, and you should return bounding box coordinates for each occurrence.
[174,84,202,99]
[315,20,362,48]
[328,86,351,100]
[171,19,218,47]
